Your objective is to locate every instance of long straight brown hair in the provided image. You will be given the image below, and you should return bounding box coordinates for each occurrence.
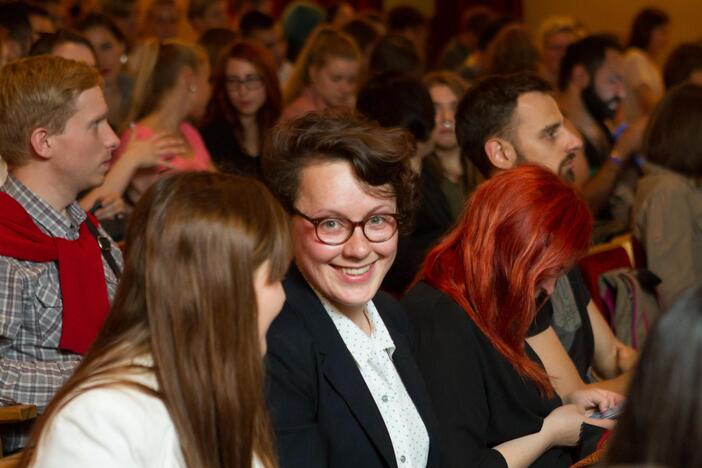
[20,172,291,468]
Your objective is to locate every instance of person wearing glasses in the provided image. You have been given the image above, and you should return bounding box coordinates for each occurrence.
[262,110,443,468]
[201,41,281,180]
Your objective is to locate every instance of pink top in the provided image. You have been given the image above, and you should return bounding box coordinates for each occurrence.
[280,87,328,122]
[114,122,213,203]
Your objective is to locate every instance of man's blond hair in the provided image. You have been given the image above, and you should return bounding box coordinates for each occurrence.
[0,55,101,167]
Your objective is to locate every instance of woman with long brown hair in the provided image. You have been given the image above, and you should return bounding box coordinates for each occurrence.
[201,41,281,179]
[403,165,621,467]
[21,172,291,468]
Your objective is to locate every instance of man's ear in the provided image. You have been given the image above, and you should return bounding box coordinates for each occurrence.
[484,137,518,171]
[29,128,53,160]
[572,64,591,90]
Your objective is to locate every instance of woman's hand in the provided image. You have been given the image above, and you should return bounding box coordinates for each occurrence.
[565,388,624,413]
[120,126,187,169]
[542,404,588,448]
[91,192,126,220]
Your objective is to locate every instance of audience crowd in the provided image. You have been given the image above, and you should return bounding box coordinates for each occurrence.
[0,1,701,467]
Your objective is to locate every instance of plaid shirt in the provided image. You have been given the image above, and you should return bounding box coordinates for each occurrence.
[0,176,122,452]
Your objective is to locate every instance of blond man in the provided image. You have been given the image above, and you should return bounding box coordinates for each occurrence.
[0,56,122,452]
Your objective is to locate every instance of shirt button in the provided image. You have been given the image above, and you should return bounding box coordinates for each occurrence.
[400,455,406,463]
[381,394,389,403]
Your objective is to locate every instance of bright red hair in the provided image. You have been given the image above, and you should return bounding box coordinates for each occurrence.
[419,165,593,395]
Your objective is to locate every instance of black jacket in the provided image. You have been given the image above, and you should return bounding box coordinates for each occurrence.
[265,266,444,468]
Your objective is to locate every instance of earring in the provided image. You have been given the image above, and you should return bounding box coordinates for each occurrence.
[188,84,197,93]
[119,53,128,65]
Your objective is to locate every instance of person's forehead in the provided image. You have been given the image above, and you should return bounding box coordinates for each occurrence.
[514,91,561,132]
[598,48,624,73]
[430,84,457,103]
[71,86,107,118]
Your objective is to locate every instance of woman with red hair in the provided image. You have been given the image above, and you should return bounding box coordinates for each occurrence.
[402,165,621,467]
[201,41,281,179]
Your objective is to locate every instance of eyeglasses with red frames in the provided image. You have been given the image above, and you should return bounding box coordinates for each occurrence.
[291,208,400,246]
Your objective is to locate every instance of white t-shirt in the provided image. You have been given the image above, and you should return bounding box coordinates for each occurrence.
[622,47,664,122]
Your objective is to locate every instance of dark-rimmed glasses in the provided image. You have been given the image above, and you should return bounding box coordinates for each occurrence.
[292,208,400,246]
[225,75,263,91]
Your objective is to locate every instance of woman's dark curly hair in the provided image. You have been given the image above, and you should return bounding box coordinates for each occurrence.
[263,109,419,233]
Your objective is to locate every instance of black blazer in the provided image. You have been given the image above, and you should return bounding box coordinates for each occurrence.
[265,266,444,468]
[402,282,573,468]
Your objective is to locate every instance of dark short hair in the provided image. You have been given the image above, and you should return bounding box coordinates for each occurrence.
[0,1,32,56]
[342,18,379,54]
[460,6,496,35]
[29,29,97,61]
[456,72,551,177]
[263,109,418,231]
[644,83,702,177]
[387,5,427,32]
[558,34,623,91]
[627,8,669,51]
[558,34,622,91]
[356,72,435,143]
[368,34,421,77]
[663,42,702,89]
[239,9,274,38]
[76,13,127,44]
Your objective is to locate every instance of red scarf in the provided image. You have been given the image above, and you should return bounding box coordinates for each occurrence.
[0,192,110,355]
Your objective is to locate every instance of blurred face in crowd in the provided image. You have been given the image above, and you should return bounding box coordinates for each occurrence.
[581,48,625,122]
[542,30,577,77]
[84,25,126,85]
[291,160,398,316]
[511,91,582,181]
[192,0,229,32]
[147,2,181,40]
[249,24,287,68]
[648,23,670,58]
[309,57,359,109]
[52,41,96,66]
[430,84,459,151]
[226,58,266,117]
[29,13,55,40]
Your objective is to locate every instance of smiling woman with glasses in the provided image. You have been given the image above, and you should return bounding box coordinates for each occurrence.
[201,41,281,179]
[262,109,444,468]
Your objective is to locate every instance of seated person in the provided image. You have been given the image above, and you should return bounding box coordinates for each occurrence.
[21,172,290,467]
[281,26,361,122]
[356,72,452,296]
[455,72,637,395]
[0,56,123,452]
[263,110,443,468]
[403,165,620,467]
[200,41,281,179]
[663,42,702,89]
[604,282,702,467]
[84,39,214,208]
[632,83,702,308]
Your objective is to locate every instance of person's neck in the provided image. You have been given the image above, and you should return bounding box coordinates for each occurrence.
[239,114,259,156]
[141,98,189,132]
[338,303,372,336]
[11,166,75,214]
[434,145,463,182]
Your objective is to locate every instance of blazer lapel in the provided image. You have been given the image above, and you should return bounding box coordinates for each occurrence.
[285,267,398,468]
